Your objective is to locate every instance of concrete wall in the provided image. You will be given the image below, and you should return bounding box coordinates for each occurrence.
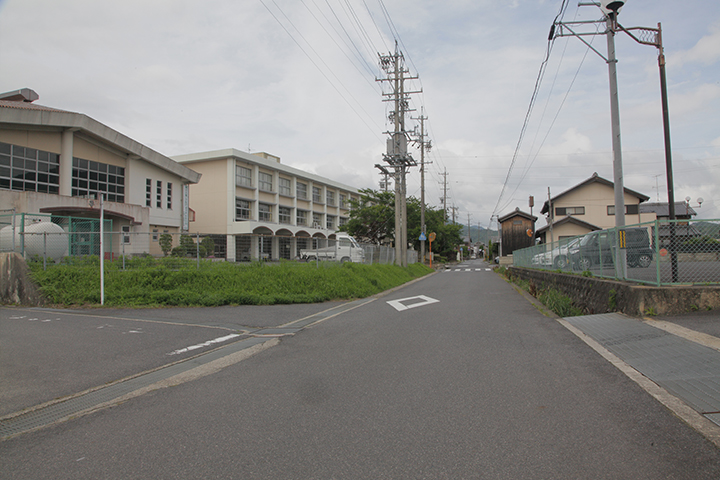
[508,266,720,317]
[0,253,44,305]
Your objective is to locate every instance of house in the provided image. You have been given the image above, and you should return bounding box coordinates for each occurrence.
[640,202,701,246]
[536,172,651,244]
[498,208,537,256]
[173,149,361,262]
[0,88,201,257]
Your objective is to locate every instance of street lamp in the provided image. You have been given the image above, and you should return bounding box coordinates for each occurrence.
[553,1,677,280]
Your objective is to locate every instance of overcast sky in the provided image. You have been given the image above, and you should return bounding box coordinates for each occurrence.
[1,0,718,226]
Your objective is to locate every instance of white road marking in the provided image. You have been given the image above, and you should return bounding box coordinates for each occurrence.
[168,334,241,355]
[387,295,440,312]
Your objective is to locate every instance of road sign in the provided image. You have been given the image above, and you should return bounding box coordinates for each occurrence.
[429,232,436,242]
[419,233,427,241]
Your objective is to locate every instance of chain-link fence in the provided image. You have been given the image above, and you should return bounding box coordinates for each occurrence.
[512,219,720,285]
[1,213,416,269]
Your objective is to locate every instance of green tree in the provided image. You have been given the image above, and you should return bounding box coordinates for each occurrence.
[341,189,395,245]
[159,233,173,257]
[201,236,215,257]
[341,189,462,258]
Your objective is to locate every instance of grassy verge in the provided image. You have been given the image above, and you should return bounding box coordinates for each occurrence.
[496,266,583,317]
[27,258,433,307]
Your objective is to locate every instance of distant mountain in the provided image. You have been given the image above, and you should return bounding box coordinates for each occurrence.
[461,225,498,245]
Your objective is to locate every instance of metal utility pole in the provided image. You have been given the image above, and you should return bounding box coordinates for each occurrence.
[553,3,678,280]
[377,44,420,267]
[412,108,432,264]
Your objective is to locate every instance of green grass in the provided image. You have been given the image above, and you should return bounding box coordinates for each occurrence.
[27,258,433,307]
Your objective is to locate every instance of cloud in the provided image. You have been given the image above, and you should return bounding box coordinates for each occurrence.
[668,22,720,67]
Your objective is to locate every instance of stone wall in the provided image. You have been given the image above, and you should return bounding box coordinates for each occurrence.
[0,253,45,306]
[507,266,720,317]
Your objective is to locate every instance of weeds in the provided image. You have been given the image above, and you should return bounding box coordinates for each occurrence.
[27,259,433,307]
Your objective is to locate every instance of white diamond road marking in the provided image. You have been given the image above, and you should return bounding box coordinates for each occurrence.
[387,295,440,312]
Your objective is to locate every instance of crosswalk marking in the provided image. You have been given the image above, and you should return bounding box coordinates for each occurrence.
[442,267,493,273]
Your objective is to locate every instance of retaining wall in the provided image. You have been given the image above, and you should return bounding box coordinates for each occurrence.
[507,266,720,317]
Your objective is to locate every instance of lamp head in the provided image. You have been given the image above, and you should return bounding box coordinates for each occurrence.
[600,0,625,15]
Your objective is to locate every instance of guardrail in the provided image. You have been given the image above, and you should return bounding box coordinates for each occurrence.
[511,219,720,286]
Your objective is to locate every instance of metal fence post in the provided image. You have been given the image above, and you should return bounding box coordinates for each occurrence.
[43,231,47,271]
[196,232,200,270]
[654,219,661,286]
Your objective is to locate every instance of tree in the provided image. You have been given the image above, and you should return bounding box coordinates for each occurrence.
[201,236,215,257]
[159,233,173,257]
[341,189,395,245]
[341,189,463,259]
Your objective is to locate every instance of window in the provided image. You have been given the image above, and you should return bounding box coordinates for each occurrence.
[0,142,61,194]
[166,182,172,210]
[122,225,131,244]
[608,204,640,215]
[146,179,152,207]
[279,177,292,196]
[236,198,251,220]
[259,203,272,222]
[259,172,273,192]
[339,217,348,227]
[339,194,347,208]
[72,157,125,202]
[152,229,159,242]
[236,165,252,187]
[297,210,308,226]
[279,206,292,224]
[312,186,322,203]
[297,181,308,200]
[313,212,322,228]
[555,206,584,216]
[326,215,335,229]
[326,190,335,206]
[156,180,162,208]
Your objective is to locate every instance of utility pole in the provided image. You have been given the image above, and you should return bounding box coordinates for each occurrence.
[439,169,449,225]
[377,43,420,267]
[411,108,432,264]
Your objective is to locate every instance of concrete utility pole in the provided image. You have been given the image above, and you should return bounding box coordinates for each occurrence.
[377,43,420,267]
[440,169,449,225]
[411,108,432,264]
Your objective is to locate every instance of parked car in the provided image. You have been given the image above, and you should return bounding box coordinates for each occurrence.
[569,228,654,270]
[531,238,580,269]
[300,233,365,263]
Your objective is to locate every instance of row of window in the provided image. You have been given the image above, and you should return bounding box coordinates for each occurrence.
[554,205,640,217]
[73,157,125,203]
[0,142,128,203]
[235,197,346,228]
[0,142,61,194]
[146,179,173,209]
[235,164,349,207]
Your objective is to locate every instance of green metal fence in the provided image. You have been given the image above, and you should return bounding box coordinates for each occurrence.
[512,219,720,286]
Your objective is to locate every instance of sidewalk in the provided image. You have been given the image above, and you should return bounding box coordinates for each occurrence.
[561,310,720,439]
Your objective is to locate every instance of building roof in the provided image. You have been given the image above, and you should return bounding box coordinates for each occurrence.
[540,172,649,214]
[640,202,697,217]
[534,215,600,236]
[0,91,201,184]
[498,207,537,223]
[173,148,360,193]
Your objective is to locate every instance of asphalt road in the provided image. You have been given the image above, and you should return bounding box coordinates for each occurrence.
[2,259,719,479]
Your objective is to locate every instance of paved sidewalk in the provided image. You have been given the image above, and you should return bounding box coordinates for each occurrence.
[564,312,720,428]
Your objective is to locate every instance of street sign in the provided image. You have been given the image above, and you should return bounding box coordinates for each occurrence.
[419,233,427,241]
[429,232,436,242]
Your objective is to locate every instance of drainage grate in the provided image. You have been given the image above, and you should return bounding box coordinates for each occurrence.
[0,336,269,439]
[566,313,720,415]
